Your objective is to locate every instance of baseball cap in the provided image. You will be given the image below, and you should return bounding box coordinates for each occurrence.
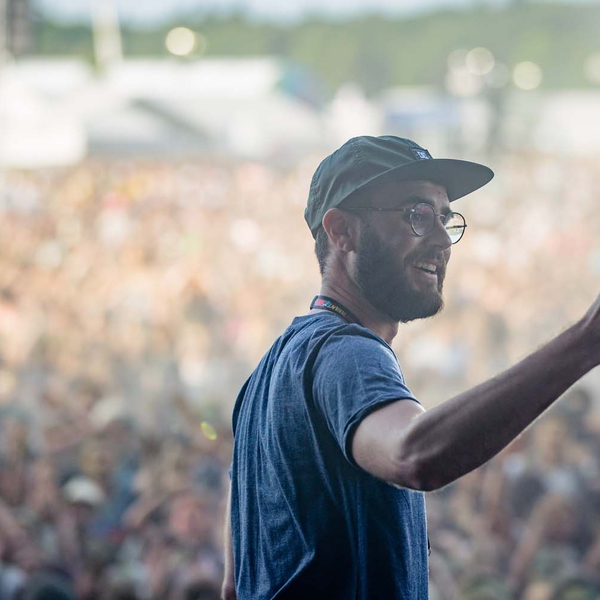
[304,135,494,239]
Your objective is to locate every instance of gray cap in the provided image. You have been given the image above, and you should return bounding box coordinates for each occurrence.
[304,135,494,239]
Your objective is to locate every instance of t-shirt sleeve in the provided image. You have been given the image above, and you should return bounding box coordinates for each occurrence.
[312,325,420,467]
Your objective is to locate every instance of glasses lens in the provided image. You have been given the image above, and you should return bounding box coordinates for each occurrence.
[410,203,435,236]
[444,212,466,243]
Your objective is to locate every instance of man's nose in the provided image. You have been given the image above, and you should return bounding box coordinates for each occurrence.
[429,216,453,250]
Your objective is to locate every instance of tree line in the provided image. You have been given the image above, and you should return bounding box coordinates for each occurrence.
[32,3,600,96]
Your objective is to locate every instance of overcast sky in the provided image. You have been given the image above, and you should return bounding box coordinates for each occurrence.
[34,0,507,25]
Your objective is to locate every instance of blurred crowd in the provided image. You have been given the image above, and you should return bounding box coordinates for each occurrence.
[428,386,600,599]
[0,150,599,598]
[0,402,230,599]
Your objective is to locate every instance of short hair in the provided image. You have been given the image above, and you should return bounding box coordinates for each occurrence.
[313,192,372,276]
[314,225,329,276]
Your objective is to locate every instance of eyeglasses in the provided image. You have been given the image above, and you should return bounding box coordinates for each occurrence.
[344,202,467,244]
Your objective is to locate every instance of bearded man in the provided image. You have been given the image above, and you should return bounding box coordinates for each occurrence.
[221,136,600,599]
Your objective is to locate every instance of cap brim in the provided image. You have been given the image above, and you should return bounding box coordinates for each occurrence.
[352,158,494,203]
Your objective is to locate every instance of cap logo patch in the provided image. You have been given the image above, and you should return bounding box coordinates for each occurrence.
[411,148,432,161]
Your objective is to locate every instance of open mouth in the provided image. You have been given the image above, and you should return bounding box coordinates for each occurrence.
[413,260,438,276]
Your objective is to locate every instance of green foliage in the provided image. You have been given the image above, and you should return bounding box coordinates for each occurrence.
[35,20,95,62]
[31,3,600,95]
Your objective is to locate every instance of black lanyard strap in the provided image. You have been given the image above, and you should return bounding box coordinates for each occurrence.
[310,295,362,326]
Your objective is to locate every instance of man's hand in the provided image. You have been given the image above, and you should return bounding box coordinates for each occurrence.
[221,580,237,600]
[222,482,236,600]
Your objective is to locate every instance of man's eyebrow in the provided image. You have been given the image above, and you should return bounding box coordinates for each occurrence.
[401,194,430,205]
[397,193,435,208]
[399,194,451,214]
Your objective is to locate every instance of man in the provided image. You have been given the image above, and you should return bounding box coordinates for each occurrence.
[222,136,600,599]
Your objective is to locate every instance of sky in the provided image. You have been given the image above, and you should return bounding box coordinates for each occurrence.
[34,0,600,26]
[34,0,506,25]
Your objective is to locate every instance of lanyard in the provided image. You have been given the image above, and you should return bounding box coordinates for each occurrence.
[310,295,362,326]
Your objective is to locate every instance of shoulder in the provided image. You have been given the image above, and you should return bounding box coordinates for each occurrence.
[315,320,399,370]
[282,312,384,359]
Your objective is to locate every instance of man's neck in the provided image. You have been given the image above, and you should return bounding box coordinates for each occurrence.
[312,283,399,345]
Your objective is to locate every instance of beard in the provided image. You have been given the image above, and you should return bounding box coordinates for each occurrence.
[354,219,445,323]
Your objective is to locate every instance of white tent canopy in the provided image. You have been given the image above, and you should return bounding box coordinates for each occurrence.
[0,57,327,167]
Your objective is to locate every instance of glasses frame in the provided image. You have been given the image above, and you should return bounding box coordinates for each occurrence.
[344,202,467,244]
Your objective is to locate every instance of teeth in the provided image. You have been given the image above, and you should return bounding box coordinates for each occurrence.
[414,261,437,273]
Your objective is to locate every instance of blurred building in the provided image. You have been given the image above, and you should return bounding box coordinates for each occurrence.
[378,86,462,156]
[378,86,600,159]
[326,82,383,144]
[0,59,89,167]
[3,53,600,168]
[0,57,329,167]
[86,58,326,160]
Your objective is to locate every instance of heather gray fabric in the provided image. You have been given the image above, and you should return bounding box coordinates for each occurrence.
[231,311,428,599]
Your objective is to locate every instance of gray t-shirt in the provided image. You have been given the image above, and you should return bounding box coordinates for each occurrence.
[231,311,428,599]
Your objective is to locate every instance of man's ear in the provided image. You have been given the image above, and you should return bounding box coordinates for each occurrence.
[322,208,358,253]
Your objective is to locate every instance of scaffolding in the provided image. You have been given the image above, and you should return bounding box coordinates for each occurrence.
[1,0,31,63]
[0,0,7,67]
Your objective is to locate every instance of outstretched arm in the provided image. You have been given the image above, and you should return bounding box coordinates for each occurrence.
[353,301,600,491]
